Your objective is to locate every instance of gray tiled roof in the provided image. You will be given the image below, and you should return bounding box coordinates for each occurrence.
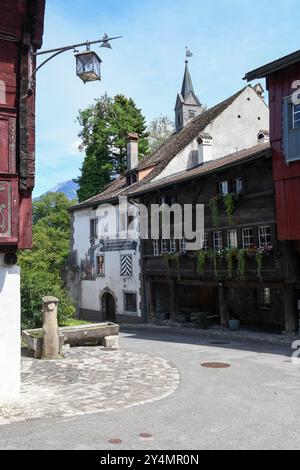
[71,142,271,210]
[71,86,255,211]
[244,48,300,81]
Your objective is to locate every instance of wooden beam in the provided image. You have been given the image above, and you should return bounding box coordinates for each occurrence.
[283,284,297,333]
[218,283,229,327]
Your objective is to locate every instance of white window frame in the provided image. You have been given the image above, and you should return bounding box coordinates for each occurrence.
[153,240,160,256]
[257,288,271,310]
[258,226,272,248]
[213,231,223,252]
[200,232,209,251]
[169,239,176,253]
[218,181,229,195]
[179,238,186,253]
[227,230,238,249]
[242,228,254,249]
[161,239,169,253]
[293,103,300,129]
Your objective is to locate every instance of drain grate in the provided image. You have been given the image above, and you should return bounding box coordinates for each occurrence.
[201,362,231,369]
[140,433,153,439]
[108,438,123,445]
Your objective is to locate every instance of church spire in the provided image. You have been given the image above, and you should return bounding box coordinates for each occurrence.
[175,48,202,133]
[181,62,195,100]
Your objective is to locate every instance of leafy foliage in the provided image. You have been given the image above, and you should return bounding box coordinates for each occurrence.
[147,115,174,153]
[209,197,220,227]
[196,250,207,276]
[19,193,76,329]
[75,94,149,202]
[223,193,235,225]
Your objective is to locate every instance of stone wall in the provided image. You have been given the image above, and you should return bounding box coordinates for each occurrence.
[227,287,285,330]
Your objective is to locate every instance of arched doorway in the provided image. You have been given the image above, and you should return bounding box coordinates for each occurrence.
[101,291,116,322]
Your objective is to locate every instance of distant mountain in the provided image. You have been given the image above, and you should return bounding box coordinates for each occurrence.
[36,180,79,201]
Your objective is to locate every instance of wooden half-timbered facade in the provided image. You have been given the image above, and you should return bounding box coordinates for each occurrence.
[0,0,45,252]
[131,142,299,332]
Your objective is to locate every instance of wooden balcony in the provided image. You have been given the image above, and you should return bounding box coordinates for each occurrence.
[144,251,283,284]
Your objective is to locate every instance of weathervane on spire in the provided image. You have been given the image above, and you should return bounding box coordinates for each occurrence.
[185,47,193,63]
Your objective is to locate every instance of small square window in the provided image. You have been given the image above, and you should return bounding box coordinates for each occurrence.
[124,292,137,313]
[257,288,271,310]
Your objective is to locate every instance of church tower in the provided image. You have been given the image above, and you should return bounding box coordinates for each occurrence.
[175,50,202,133]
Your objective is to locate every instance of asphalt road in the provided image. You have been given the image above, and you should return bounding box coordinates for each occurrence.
[0,329,299,450]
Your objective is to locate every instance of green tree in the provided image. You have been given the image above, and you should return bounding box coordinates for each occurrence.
[19,193,75,329]
[75,94,149,202]
[148,115,175,152]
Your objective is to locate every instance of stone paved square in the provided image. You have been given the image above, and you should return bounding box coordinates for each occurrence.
[0,330,300,450]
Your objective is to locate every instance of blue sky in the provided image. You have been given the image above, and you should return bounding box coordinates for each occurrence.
[35,0,300,196]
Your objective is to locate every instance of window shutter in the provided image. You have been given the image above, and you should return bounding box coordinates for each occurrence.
[283,96,300,162]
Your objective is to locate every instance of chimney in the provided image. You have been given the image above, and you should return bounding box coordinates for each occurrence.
[127,133,139,170]
[253,83,265,100]
[197,132,212,164]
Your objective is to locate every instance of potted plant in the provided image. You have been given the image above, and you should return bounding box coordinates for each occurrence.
[228,311,240,331]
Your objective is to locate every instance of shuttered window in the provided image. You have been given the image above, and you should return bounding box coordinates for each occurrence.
[283,96,300,162]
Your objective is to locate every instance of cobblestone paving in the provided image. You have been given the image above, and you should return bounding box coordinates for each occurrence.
[0,346,180,426]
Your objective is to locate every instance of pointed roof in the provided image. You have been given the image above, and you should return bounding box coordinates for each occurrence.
[181,62,194,100]
[71,86,251,210]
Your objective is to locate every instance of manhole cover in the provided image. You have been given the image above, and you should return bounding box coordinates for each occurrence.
[140,433,153,439]
[108,438,123,445]
[201,362,231,369]
[209,341,230,345]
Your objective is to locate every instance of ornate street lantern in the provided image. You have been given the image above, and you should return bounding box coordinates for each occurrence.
[75,49,102,83]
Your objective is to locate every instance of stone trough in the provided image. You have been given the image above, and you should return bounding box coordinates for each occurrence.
[59,322,119,347]
[22,322,120,358]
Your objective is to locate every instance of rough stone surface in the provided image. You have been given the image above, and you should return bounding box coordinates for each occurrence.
[104,335,119,349]
[0,346,179,425]
[42,297,59,359]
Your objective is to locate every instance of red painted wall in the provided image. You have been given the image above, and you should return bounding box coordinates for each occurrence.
[0,0,45,250]
[268,62,300,240]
